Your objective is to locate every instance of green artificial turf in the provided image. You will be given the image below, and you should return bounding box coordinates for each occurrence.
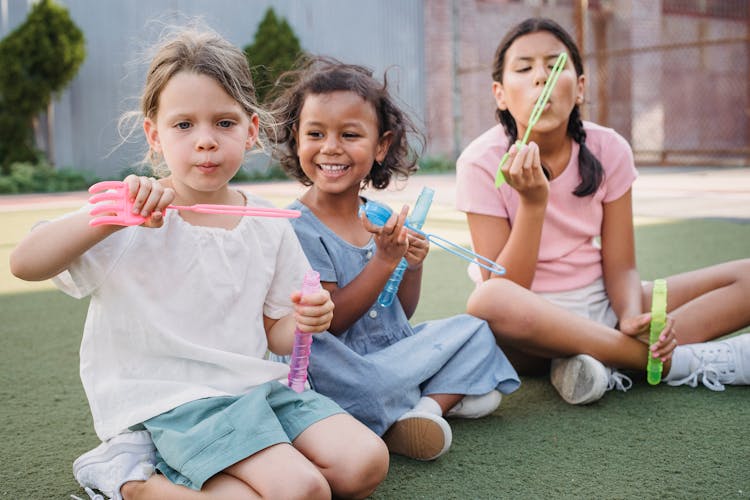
[1,217,748,499]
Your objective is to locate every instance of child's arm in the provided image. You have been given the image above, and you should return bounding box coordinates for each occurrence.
[323,205,410,334]
[10,211,122,281]
[466,143,548,288]
[600,189,643,324]
[265,288,334,355]
[600,189,678,360]
[10,176,173,281]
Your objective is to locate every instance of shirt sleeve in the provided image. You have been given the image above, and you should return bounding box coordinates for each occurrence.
[455,129,511,218]
[263,221,312,319]
[290,214,337,284]
[51,206,136,299]
[600,131,638,203]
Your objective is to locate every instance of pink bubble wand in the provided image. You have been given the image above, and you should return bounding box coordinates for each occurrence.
[288,269,322,393]
[87,180,300,227]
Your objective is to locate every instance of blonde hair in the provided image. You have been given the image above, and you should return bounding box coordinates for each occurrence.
[121,28,274,176]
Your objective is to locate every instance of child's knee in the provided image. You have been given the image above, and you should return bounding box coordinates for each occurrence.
[285,467,331,500]
[329,434,389,499]
[468,280,531,336]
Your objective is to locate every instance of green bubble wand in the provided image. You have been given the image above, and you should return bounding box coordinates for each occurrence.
[495,52,568,187]
[647,279,667,385]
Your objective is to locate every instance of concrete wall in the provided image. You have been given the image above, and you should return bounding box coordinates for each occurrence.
[1,0,424,176]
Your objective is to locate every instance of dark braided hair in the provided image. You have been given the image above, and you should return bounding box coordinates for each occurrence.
[267,56,423,190]
[492,18,603,197]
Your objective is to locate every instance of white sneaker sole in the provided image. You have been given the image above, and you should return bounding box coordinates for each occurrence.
[550,354,608,405]
[383,411,452,461]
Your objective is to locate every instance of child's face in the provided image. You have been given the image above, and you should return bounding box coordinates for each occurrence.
[296,90,389,195]
[143,71,258,196]
[492,31,584,135]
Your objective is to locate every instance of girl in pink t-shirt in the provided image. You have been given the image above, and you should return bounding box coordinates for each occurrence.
[455,17,750,405]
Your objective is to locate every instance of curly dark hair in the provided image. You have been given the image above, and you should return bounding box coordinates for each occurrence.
[492,18,603,197]
[267,56,423,190]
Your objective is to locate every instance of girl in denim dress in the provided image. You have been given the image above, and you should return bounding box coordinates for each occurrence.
[269,57,520,461]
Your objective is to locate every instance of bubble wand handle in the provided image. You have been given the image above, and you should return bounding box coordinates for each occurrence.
[495,52,568,187]
[288,269,322,393]
[376,187,435,307]
[647,279,667,385]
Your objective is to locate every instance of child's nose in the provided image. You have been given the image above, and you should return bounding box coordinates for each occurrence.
[533,65,549,86]
[195,131,218,151]
[321,135,341,154]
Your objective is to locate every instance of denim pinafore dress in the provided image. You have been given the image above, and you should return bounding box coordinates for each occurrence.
[288,199,520,435]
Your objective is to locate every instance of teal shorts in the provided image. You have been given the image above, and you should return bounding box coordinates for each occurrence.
[142,381,344,490]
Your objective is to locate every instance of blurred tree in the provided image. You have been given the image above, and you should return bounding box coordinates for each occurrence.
[0,0,85,173]
[244,7,305,104]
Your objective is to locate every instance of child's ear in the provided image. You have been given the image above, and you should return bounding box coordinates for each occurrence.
[375,131,393,164]
[292,124,299,150]
[246,114,260,150]
[576,74,586,106]
[492,81,507,111]
[143,118,162,153]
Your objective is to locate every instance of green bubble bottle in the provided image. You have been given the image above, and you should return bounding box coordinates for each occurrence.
[647,279,667,385]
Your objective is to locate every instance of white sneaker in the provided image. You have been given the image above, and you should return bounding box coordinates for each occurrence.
[446,390,502,419]
[550,354,632,405]
[382,410,452,461]
[665,334,750,391]
[72,431,156,500]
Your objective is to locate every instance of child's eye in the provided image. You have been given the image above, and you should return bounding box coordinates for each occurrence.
[516,67,531,73]
[217,120,234,128]
[176,122,191,130]
[306,131,323,139]
[343,132,360,139]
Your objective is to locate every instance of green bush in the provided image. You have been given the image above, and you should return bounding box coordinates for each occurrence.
[0,161,96,194]
[418,155,456,173]
[231,162,287,183]
[0,0,85,172]
[244,7,305,104]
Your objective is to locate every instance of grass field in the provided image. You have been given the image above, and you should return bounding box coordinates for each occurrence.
[1,205,749,499]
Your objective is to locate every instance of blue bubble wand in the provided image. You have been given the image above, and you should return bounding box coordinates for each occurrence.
[377,187,434,307]
[361,198,505,279]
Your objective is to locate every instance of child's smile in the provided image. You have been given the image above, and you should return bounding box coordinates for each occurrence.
[318,163,350,178]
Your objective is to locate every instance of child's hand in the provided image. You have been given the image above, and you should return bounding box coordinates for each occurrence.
[123,175,175,228]
[361,204,409,266]
[291,288,335,334]
[501,142,548,204]
[620,312,678,362]
[404,229,429,270]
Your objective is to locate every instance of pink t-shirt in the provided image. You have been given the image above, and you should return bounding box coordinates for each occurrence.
[455,121,637,293]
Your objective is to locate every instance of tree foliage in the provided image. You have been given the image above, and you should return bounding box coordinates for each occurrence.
[0,0,85,173]
[244,7,305,104]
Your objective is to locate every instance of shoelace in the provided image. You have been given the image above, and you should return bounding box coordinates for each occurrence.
[667,344,736,391]
[607,370,633,392]
[70,487,104,500]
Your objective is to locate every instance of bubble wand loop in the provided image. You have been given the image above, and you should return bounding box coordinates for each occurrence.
[647,279,667,385]
[361,199,505,277]
[495,52,568,187]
